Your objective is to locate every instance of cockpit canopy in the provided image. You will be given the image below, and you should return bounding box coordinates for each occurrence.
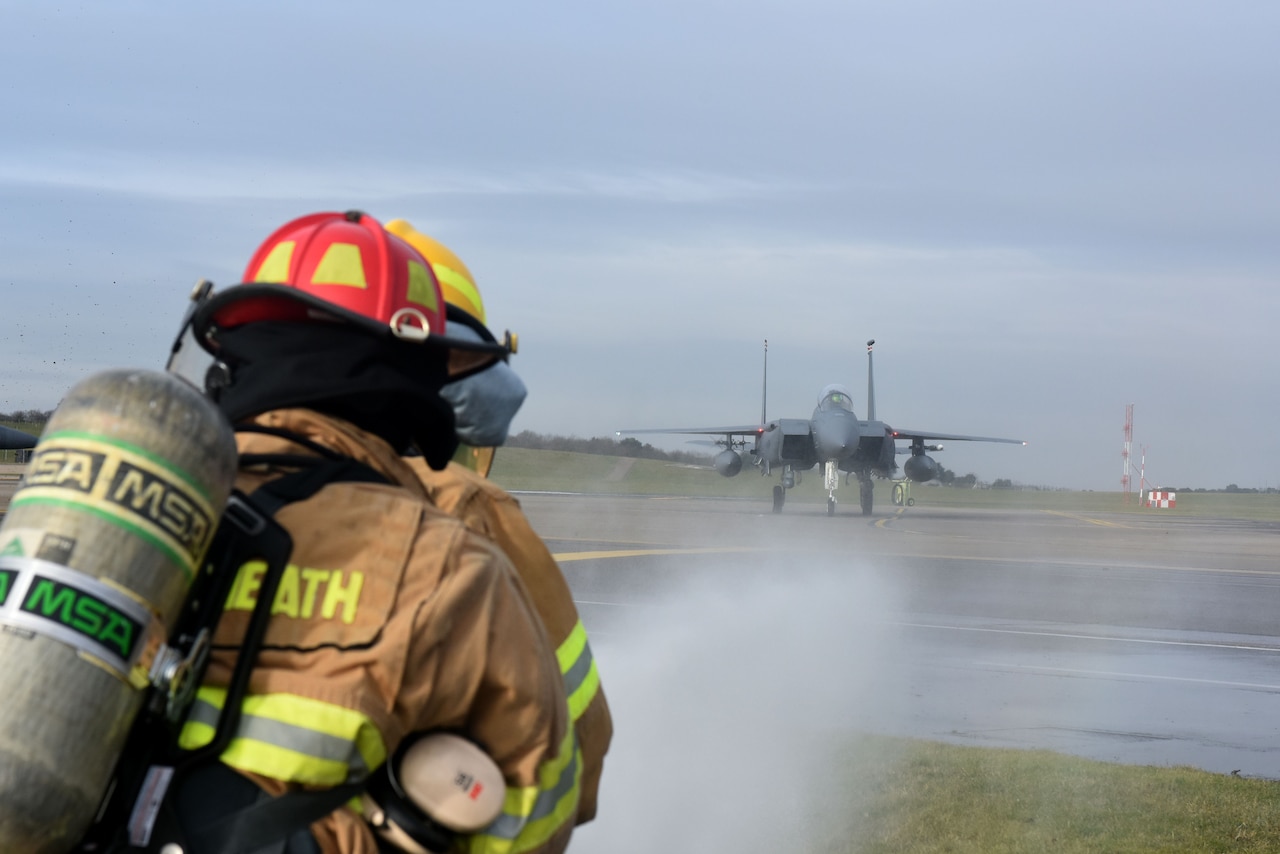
[817,383,855,413]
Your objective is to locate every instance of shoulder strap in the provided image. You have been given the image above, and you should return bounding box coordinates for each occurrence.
[247,455,390,516]
[117,455,392,854]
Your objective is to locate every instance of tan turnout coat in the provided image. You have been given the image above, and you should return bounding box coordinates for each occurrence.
[198,409,573,854]
[410,459,613,824]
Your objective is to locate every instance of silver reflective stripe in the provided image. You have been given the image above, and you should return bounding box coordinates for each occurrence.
[185,697,372,779]
[484,738,580,841]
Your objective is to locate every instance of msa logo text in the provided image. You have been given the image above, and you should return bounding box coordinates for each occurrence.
[23,445,214,561]
[20,575,141,661]
[108,462,213,558]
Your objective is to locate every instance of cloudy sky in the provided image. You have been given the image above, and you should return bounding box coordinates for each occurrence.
[2,1,1276,490]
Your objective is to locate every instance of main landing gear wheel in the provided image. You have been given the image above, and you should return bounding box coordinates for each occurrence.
[827,497,836,517]
[860,480,873,516]
[772,485,785,514]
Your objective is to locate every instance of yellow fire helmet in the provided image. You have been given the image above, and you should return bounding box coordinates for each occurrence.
[452,444,497,478]
[386,220,524,479]
[385,219,486,325]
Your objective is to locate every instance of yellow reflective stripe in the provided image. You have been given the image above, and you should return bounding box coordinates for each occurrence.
[433,262,484,321]
[467,729,580,854]
[181,718,217,749]
[222,735,352,786]
[255,240,295,282]
[556,620,601,723]
[311,243,367,288]
[567,660,600,723]
[406,259,438,311]
[178,686,387,786]
[554,620,588,674]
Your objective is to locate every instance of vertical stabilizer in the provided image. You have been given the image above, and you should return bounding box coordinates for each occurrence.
[761,339,768,424]
[866,339,876,421]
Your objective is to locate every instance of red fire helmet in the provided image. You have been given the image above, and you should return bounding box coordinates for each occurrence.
[193,211,508,378]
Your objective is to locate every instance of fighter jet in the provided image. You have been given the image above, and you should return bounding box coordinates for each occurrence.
[620,340,1024,516]
[0,424,38,451]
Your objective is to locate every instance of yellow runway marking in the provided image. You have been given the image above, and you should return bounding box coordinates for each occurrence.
[1041,509,1131,528]
[553,546,757,563]
[874,508,906,528]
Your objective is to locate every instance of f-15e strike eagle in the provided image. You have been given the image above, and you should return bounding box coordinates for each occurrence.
[620,340,1024,516]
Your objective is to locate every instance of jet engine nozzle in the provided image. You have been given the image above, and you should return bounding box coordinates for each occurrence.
[904,454,940,483]
[714,449,744,477]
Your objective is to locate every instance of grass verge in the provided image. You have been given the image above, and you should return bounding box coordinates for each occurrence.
[823,735,1280,853]
[490,448,1280,521]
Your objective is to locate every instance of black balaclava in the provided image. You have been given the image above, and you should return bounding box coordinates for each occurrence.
[209,321,459,469]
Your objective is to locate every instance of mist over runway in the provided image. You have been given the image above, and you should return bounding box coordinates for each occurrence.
[521,493,1280,850]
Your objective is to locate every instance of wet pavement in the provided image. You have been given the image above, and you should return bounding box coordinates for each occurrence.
[522,493,1280,779]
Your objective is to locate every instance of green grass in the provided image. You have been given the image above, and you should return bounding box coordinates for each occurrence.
[901,486,1280,521]
[490,448,1280,521]
[823,736,1280,853]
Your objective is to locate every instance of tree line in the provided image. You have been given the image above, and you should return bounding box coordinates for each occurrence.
[0,409,53,423]
[1162,484,1280,495]
[506,431,712,466]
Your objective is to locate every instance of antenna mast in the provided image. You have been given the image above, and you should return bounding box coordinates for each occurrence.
[760,339,768,424]
[1139,444,1148,501]
[866,340,876,421]
[1122,403,1134,503]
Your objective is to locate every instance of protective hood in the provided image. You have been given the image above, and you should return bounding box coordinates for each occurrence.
[210,321,459,468]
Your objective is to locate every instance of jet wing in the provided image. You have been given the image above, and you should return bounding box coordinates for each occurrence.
[891,427,1025,445]
[617,425,764,437]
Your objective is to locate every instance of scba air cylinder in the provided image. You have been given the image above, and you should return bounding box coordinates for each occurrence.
[0,369,237,854]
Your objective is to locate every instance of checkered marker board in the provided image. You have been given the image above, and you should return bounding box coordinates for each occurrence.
[1147,491,1177,508]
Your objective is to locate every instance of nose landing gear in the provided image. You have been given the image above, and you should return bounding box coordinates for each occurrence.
[824,460,839,517]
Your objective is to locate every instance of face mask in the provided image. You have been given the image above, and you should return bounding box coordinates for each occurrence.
[440,359,527,447]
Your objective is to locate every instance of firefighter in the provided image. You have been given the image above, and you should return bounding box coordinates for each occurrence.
[176,211,579,854]
[386,219,612,825]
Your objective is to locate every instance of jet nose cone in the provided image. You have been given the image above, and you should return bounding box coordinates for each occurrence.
[815,417,859,459]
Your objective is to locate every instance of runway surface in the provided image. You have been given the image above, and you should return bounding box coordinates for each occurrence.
[520,493,1280,781]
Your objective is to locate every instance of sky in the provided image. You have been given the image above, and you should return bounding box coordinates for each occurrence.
[1,1,1277,491]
